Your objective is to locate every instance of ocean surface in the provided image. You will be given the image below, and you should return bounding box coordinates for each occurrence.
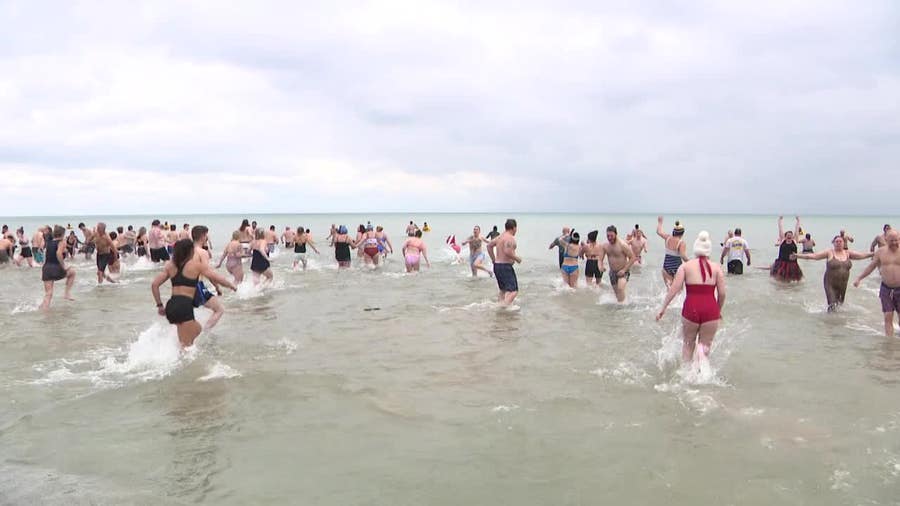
[1,213,898,505]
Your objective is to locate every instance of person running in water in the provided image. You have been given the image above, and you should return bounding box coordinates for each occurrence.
[656,216,688,287]
[461,226,492,277]
[40,225,76,309]
[799,232,816,253]
[770,216,803,282]
[582,230,605,286]
[853,230,900,336]
[333,226,354,269]
[359,224,382,267]
[250,229,273,285]
[487,218,521,306]
[151,239,235,347]
[548,227,572,268]
[266,225,279,255]
[93,223,118,284]
[148,220,169,263]
[720,228,751,274]
[282,226,296,250]
[191,226,227,329]
[402,229,430,273]
[560,231,581,288]
[870,224,891,252]
[486,226,500,241]
[291,227,319,270]
[217,231,247,284]
[795,235,872,312]
[628,225,648,266]
[656,231,726,363]
[604,225,636,302]
[13,228,35,268]
[78,222,95,260]
[32,226,46,265]
[375,226,393,259]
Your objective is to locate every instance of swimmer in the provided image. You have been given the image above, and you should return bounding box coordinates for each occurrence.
[548,227,572,268]
[402,229,431,273]
[266,225,279,255]
[0,233,13,264]
[853,229,900,336]
[720,228,751,275]
[656,231,726,363]
[375,226,393,259]
[217,231,247,284]
[292,227,320,270]
[39,225,76,309]
[360,224,382,267]
[250,229,273,285]
[106,231,122,279]
[423,222,431,232]
[486,226,500,241]
[795,235,872,312]
[487,218,521,306]
[561,231,581,288]
[93,223,118,284]
[627,224,648,266]
[135,227,149,258]
[13,228,35,268]
[78,222,95,260]
[148,220,170,263]
[581,230,605,286]
[192,225,227,329]
[656,216,688,288]
[282,226,296,250]
[870,224,891,252]
[32,226,47,265]
[151,239,236,347]
[333,225,354,269]
[770,216,803,282]
[839,229,854,251]
[799,232,816,254]
[461,226,493,277]
[604,225,636,303]
[178,223,191,241]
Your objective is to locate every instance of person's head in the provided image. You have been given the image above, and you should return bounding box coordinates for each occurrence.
[492,226,498,232]
[251,221,257,228]
[78,222,86,230]
[109,231,118,240]
[255,229,265,240]
[285,226,291,231]
[152,219,160,227]
[138,226,147,237]
[338,225,348,235]
[376,225,384,232]
[409,221,414,225]
[415,230,423,238]
[16,227,24,237]
[884,224,892,233]
[588,230,598,243]
[473,225,481,235]
[53,225,65,239]
[634,224,640,231]
[727,229,734,238]
[672,221,685,237]
[358,224,366,233]
[191,225,209,243]
[734,228,742,236]
[784,230,794,241]
[0,225,6,233]
[240,219,249,230]
[183,223,189,230]
[606,225,618,242]
[172,239,194,269]
[269,225,275,232]
[231,231,240,241]
[505,218,517,233]
[693,231,712,257]
[805,233,811,240]
[366,224,374,231]
[116,226,124,234]
[832,235,845,250]
[68,230,76,237]
[296,226,305,236]
[570,232,580,245]
[839,229,846,236]
[169,224,177,232]
[96,222,106,234]
[562,227,571,235]
[127,225,133,231]
[886,230,900,249]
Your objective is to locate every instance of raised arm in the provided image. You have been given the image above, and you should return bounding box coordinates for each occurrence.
[656,265,686,320]
[656,216,668,240]
[848,250,874,261]
[795,250,830,261]
[853,255,880,287]
[776,215,785,242]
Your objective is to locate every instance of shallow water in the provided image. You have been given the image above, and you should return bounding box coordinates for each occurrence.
[1,213,899,505]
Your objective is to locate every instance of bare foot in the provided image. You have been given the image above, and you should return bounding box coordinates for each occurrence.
[64,295,75,301]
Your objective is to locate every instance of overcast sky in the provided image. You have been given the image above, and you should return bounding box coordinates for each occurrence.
[1,0,898,216]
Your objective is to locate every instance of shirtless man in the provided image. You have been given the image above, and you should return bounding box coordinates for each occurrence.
[870,224,891,252]
[192,225,227,330]
[487,218,522,306]
[402,229,430,273]
[627,226,648,266]
[461,225,492,277]
[854,230,900,336]
[93,222,118,284]
[603,225,636,303]
[124,225,137,255]
[282,226,296,249]
[148,220,170,263]
[178,224,191,241]
[78,222,95,260]
[581,230,606,286]
[266,226,279,255]
[839,229,854,251]
[406,221,417,236]
[32,226,46,264]
[0,233,13,264]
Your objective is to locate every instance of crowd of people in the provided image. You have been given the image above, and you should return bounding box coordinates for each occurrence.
[2,217,898,362]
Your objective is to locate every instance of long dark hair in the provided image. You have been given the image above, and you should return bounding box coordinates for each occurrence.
[172,239,194,270]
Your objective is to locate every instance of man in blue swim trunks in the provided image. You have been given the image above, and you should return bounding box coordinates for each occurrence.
[192,225,227,330]
[488,218,522,306]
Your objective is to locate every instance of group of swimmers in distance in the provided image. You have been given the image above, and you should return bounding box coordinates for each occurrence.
[2,216,898,357]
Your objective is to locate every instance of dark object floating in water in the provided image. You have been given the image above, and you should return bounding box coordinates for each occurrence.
[363,307,381,311]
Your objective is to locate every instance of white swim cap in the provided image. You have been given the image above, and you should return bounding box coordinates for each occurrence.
[693,231,712,257]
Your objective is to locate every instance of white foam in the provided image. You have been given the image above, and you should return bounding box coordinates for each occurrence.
[491,404,520,412]
[234,278,285,299]
[126,257,160,272]
[829,468,853,491]
[197,361,242,382]
[11,299,42,314]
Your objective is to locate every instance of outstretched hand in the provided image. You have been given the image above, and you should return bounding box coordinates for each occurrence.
[656,310,665,321]
[853,279,860,288]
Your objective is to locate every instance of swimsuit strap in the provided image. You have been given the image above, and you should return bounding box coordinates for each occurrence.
[698,256,711,283]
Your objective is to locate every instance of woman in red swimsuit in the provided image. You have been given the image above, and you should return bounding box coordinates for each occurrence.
[656,231,727,362]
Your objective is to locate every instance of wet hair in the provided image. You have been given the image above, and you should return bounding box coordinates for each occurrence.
[191,225,208,242]
[172,239,194,270]
[109,231,118,240]
[606,225,618,235]
[240,219,249,230]
[735,228,742,235]
[415,230,423,238]
[588,230,598,242]
[170,224,177,232]
[53,225,65,238]
[152,219,160,226]
[127,225,133,231]
[138,226,147,237]
[78,222,85,228]
[805,233,811,240]
[116,226,124,233]
[255,229,265,240]
[269,225,276,231]
[504,218,517,231]
[358,224,366,233]
[570,232,581,244]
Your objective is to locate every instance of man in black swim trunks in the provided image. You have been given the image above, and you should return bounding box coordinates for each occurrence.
[487,218,522,306]
[93,222,118,284]
[78,222,95,260]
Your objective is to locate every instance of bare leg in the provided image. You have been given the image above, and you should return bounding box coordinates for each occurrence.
[662,270,673,288]
[614,279,627,302]
[63,269,75,300]
[681,318,700,362]
[176,320,203,347]
[697,320,720,356]
[264,269,273,283]
[503,290,518,305]
[203,297,225,330]
[885,312,896,337]
[40,281,54,310]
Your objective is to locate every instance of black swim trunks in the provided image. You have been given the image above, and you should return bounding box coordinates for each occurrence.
[585,259,603,280]
[608,268,630,286]
[150,247,170,262]
[41,263,67,282]
[96,253,112,272]
[165,295,195,324]
[493,263,518,292]
[727,259,744,275]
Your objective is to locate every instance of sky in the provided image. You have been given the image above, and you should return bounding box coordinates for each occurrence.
[1,0,898,216]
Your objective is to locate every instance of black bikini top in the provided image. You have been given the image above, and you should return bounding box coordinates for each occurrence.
[171,264,198,287]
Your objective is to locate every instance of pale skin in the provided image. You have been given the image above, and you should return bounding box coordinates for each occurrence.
[853,230,900,336]
[194,235,226,330]
[461,226,492,277]
[14,230,35,268]
[151,252,236,347]
[93,224,118,284]
[292,230,320,271]
[402,236,430,272]
[657,216,688,287]
[79,225,94,260]
[720,234,751,267]
[627,232,648,265]
[794,236,872,312]
[487,228,522,305]
[251,236,273,284]
[657,257,727,362]
[39,233,76,310]
[217,234,246,284]
[581,238,606,286]
[561,240,581,288]
[604,231,635,303]
[870,226,891,252]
